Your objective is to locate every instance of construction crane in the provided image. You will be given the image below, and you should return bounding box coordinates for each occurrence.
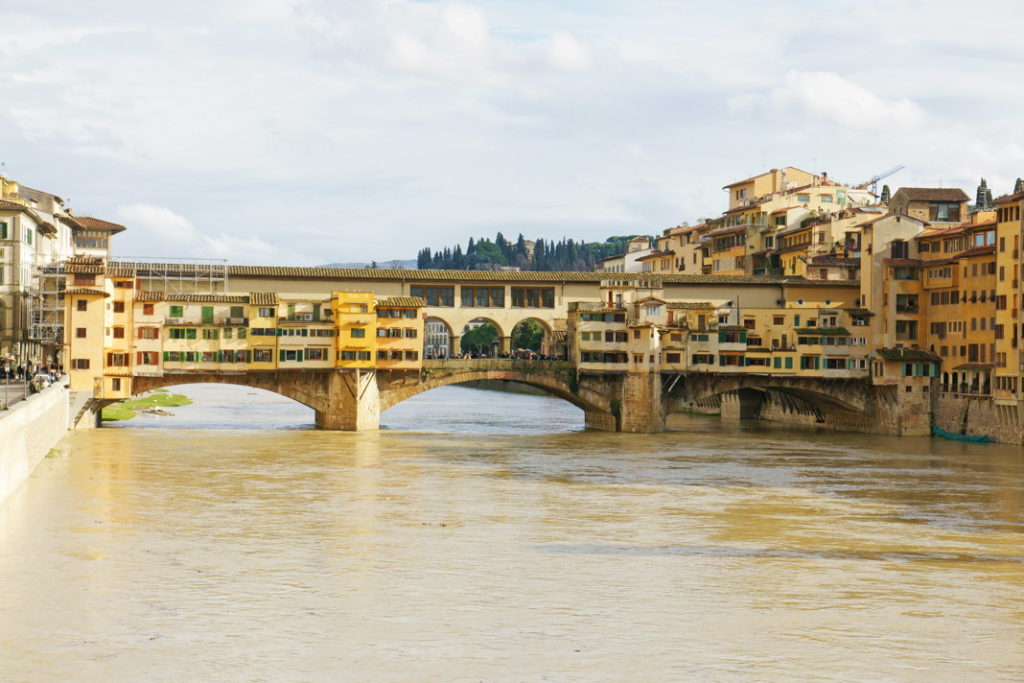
[856,164,905,196]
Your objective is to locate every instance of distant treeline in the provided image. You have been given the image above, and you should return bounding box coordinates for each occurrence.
[416,233,644,271]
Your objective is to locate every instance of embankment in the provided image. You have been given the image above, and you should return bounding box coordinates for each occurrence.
[0,383,69,507]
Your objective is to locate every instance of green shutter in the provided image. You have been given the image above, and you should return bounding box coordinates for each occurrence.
[297,350,303,362]
[785,357,793,369]
[773,357,781,369]
[202,306,214,324]
[815,356,820,370]
[279,349,285,362]
[163,351,169,362]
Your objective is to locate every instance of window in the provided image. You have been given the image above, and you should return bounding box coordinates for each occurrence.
[77,299,87,312]
[113,327,125,339]
[113,301,125,313]
[461,287,505,307]
[0,222,6,239]
[138,327,159,339]
[76,327,86,338]
[169,305,184,318]
[202,329,219,340]
[143,303,154,315]
[351,328,366,338]
[72,359,90,370]
[136,351,159,365]
[306,348,328,361]
[797,194,810,203]
[253,348,273,363]
[258,307,276,318]
[106,353,128,366]
[511,287,555,308]
[410,286,454,307]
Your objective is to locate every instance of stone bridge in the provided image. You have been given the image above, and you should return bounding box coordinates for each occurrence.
[84,362,922,436]
[96,360,661,433]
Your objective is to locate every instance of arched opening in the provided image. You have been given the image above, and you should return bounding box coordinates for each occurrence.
[381,382,584,433]
[424,316,453,359]
[460,317,503,358]
[510,318,559,359]
[103,382,314,430]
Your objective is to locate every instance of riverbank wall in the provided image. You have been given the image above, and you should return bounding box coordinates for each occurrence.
[0,382,69,507]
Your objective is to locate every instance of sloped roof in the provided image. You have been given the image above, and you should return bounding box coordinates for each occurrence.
[377,296,426,307]
[875,348,941,362]
[75,216,127,234]
[250,292,279,306]
[65,287,109,297]
[892,187,969,202]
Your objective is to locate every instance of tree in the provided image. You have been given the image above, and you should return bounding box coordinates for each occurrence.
[1015,178,1023,194]
[511,319,544,351]
[880,184,891,204]
[460,322,498,354]
[976,178,990,208]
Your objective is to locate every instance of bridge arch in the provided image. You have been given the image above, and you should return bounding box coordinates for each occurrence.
[128,370,336,414]
[677,373,871,418]
[378,362,613,421]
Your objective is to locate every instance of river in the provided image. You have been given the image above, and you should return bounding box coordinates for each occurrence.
[1,383,1022,681]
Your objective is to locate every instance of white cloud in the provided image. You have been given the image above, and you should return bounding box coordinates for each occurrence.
[116,203,279,262]
[547,31,590,71]
[733,71,925,131]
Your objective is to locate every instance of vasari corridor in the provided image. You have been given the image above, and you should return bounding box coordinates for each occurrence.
[3,1,1024,680]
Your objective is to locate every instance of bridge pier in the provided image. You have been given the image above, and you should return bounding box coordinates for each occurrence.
[615,372,665,433]
[315,369,380,431]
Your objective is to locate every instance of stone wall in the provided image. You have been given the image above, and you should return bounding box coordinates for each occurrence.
[934,394,1024,445]
[0,382,69,508]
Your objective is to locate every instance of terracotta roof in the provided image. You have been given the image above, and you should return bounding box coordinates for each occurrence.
[65,262,105,274]
[958,244,996,258]
[953,363,994,371]
[108,268,136,278]
[65,287,109,297]
[75,216,127,234]
[135,291,167,302]
[250,292,279,306]
[599,252,626,262]
[892,187,969,203]
[994,191,1024,205]
[883,258,922,267]
[666,302,717,310]
[38,221,57,236]
[723,202,764,215]
[0,198,26,211]
[377,296,425,307]
[704,225,748,239]
[166,294,249,304]
[770,206,798,215]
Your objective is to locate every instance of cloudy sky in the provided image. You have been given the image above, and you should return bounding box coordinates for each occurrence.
[2,0,1023,265]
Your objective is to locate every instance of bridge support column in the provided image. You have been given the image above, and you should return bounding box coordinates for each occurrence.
[721,389,763,420]
[500,336,512,355]
[616,372,665,433]
[449,334,461,358]
[315,369,380,431]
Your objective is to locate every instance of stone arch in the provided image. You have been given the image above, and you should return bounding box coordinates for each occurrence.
[423,316,455,359]
[679,374,869,416]
[129,370,335,414]
[509,316,554,356]
[458,316,505,357]
[378,366,612,421]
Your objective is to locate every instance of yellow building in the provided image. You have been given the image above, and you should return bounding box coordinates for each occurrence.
[375,296,426,370]
[994,192,1024,402]
[333,291,376,369]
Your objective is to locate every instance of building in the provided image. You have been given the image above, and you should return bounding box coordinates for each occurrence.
[0,173,126,369]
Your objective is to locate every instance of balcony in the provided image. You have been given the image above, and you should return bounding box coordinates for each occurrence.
[895,306,919,314]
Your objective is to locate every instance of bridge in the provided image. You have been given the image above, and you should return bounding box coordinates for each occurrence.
[78,359,914,435]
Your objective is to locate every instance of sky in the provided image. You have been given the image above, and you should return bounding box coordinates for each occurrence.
[2,0,1023,266]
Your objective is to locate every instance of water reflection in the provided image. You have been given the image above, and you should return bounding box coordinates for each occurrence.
[0,384,1022,680]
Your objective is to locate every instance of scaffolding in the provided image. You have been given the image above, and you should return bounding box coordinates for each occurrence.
[29,262,66,348]
[108,257,228,295]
